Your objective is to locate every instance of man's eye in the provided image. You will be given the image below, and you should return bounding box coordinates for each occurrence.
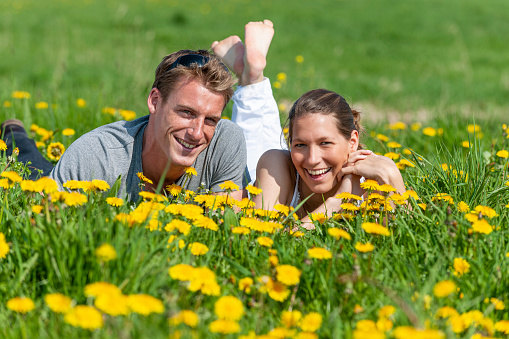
[294,143,305,148]
[321,141,332,145]
[205,118,219,126]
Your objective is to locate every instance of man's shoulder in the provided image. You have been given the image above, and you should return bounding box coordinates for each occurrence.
[83,115,149,147]
[212,118,244,142]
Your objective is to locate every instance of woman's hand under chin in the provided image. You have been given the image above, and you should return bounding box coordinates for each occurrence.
[338,149,406,194]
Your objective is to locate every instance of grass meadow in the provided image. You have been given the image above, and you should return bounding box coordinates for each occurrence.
[1,0,509,338]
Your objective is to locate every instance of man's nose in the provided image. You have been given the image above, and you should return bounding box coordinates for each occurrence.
[188,120,204,140]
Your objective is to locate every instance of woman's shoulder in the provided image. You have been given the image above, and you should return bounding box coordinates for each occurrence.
[255,149,297,206]
[257,149,294,174]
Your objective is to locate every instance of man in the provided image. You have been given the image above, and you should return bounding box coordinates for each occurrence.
[1,20,281,201]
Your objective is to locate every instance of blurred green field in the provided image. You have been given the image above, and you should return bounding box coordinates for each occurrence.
[1,0,509,135]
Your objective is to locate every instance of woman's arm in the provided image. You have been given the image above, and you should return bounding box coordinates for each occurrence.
[253,149,294,210]
[340,153,406,194]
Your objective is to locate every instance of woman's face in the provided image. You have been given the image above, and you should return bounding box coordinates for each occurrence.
[290,113,359,195]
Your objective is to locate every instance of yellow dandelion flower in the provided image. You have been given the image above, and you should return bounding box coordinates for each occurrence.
[92,179,110,191]
[214,295,244,321]
[495,320,509,334]
[95,243,117,262]
[457,201,469,212]
[219,180,239,191]
[193,215,218,231]
[127,294,164,315]
[76,98,86,107]
[295,55,304,63]
[474,205,498,218]
[462,141,470,148]
[376,134,389,142]
[433,280,456,298]
[64,305,103,330]
[246,184,262,196]
[137,172,153,184]
[378,305,396,318]
[362,222,390,236]
[379,184,396,193]
[184,167,197,176]
[106,197,124,207]
[102,106,117,115]
[340,202,360,211]
[360,179,380,191]
[310,212,328,224]
[435,306,459,319]
[11,91,31,99]
[273,81,282,89]
[471,218,493,235]
[166,184,183,196]
[308,247,332,260]
[354,304,364,314]
[169,264,195,281]
[62,128,75,136]
[189,242,209,256]
[422,127,437,137]
[232,227,250,235]
[1,171,22,183]
[6,296,35,313]
[300,312,323,332]
[267,280,290,302]
[386,141,401,148]
[44,293,72,314]
[257,236,273,247]
[384,152,400,160]
[328,228,351,240]
[3,100,12,107]
[238,277,253,293]
[35,101,49,109]
[453,258,470,277]
[64,192,88,206]
[33,177,58,193]
[0,233,10,259]
[388,122,406,130]
[169,310,199,328]
[209,319,241,334]
[269,255,279,266]
[467,124,481,133]
[94,293,130,316]
[282,310,302,328]
[0,139,7,151]
[355,242,374,253]
[84,281,121,298]
[119,109,136,120]
[46,142,65,161]
[276,265,301,286]
[490,298,505,310]
[165,219,192,235]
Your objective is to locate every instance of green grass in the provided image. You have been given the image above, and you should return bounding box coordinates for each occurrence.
[1,0,509,130]
[2,0,509,337]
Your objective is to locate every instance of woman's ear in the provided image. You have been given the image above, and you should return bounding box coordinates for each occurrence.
[147,88,161,114]
[349,130,359,152]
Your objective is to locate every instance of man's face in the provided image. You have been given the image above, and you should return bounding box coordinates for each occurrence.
[148,77,225,175]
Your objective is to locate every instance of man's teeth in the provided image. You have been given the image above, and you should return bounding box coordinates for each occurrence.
[307,168,330,175]
[179,139,197,149]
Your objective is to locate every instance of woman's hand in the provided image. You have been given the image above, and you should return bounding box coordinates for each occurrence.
[339,150,406,193]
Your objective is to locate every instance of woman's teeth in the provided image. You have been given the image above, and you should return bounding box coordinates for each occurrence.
[307,168,330,175]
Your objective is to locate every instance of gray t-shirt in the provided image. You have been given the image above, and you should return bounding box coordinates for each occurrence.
[49,115,248,201]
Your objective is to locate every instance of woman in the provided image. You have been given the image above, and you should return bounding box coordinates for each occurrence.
[253,89,406,229]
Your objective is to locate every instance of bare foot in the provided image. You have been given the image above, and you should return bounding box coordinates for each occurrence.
[242,19,274,86]
[211,36,245,78]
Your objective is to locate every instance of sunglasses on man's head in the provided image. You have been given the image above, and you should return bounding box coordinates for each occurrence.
[165,54,229,73]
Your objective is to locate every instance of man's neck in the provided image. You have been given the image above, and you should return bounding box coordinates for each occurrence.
[141,119,185,190]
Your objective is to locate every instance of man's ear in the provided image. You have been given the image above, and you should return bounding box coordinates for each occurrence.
[349,130,359,152]
[147,88,161,114]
